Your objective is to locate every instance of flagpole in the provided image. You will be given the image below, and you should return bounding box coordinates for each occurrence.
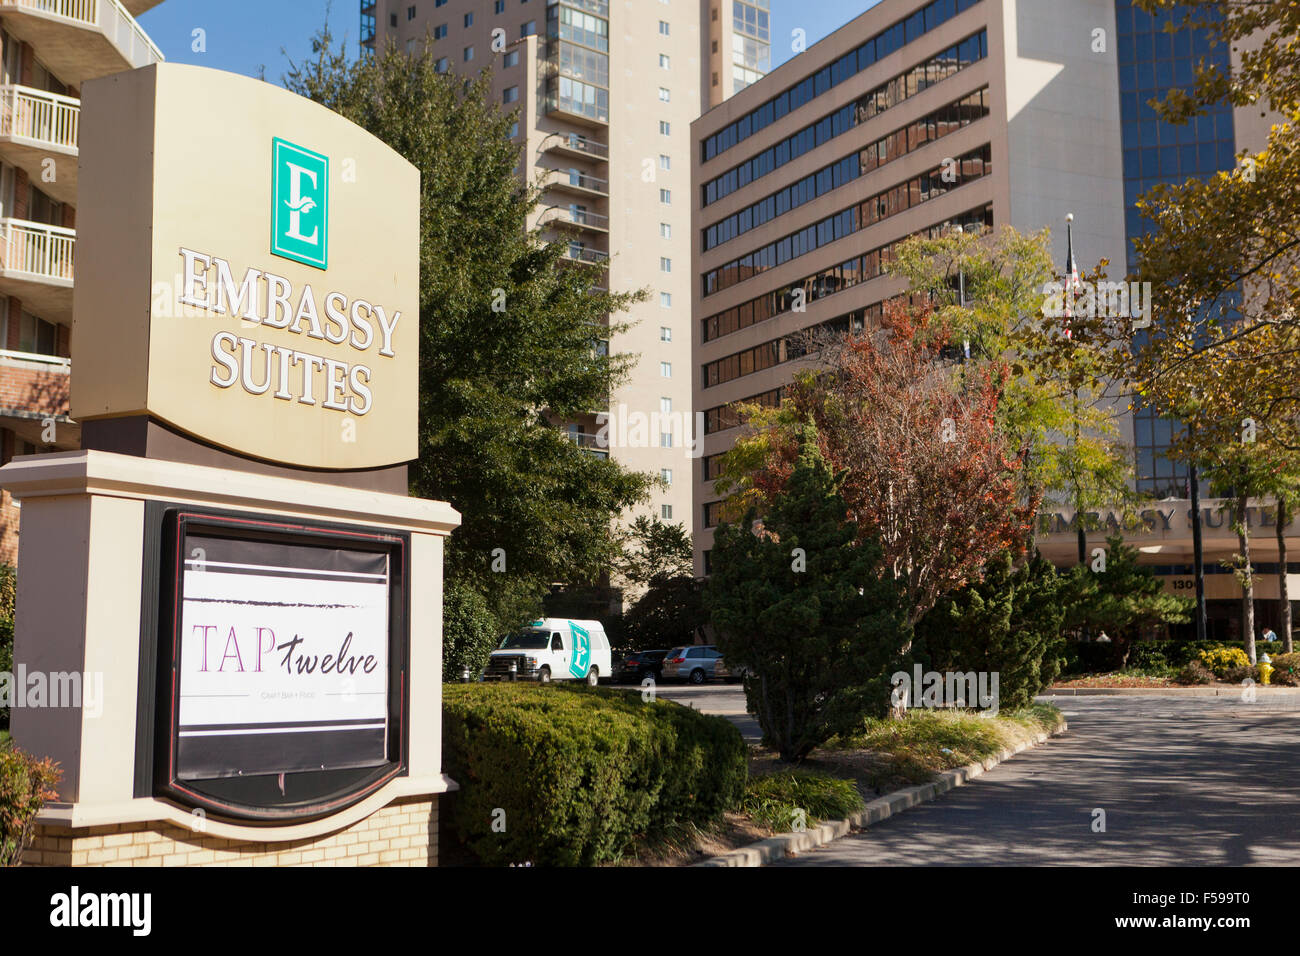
[1065,213,1087,565]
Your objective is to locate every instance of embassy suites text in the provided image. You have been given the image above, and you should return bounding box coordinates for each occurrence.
[176,247,403,416]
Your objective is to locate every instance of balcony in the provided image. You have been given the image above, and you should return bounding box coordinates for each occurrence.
[540,131,608,164]
[0,218,74,322]
[543,167,608,199]
[0,85,78,205]
[565,431,609,459]
[540,205,608,235]
[0,0,164,87]
[559,244,608,266]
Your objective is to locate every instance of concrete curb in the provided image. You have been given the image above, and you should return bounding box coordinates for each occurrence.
[1044,685,1300,697]
[694,719,1067,867]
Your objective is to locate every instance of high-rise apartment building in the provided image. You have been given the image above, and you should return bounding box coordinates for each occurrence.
[366,0,767,554]
[705,0,771,107]
[690,0,1272,632]
[0,0,164,563]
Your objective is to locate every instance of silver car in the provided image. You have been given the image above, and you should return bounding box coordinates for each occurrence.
[661,645,723,684]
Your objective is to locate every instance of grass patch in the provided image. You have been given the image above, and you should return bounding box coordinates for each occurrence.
[741,769,864,831]
[0,730,8,748]
[820,705,1064,792]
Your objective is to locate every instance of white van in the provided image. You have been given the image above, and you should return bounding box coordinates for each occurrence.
[484,618,612,685]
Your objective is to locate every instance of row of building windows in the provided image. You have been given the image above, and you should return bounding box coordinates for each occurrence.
[702,141,992,297]
[703,86,990,252]
[702,30,988,207]
[700,201,991,349]
[702,385,786,436]
[701,0,983,163]
[700,308,871,390]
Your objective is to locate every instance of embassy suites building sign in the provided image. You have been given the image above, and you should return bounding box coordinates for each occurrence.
[72,64,418,471]
[178,248,401,418]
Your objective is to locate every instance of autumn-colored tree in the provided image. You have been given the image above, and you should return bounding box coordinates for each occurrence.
[717,301,1034,629]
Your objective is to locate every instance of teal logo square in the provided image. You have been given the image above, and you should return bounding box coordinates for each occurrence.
[271,137,329,270]
[568,622,591,679]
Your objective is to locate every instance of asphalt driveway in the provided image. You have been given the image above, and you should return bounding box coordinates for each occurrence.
[774,694,1300,866]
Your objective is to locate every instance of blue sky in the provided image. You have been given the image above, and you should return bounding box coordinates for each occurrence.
[138,0,882,84]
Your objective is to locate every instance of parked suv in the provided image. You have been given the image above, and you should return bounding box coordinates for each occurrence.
[614,649,668,684]
[661,645,724,684]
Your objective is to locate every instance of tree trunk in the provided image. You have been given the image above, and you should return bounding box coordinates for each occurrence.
[1237,493,1256,664]
[1280,496,1293,654]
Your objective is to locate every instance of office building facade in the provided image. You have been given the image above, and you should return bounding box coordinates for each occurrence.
[690,0,1281,638]
[0,0,164,564]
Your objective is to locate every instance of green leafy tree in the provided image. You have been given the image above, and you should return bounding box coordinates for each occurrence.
[442,580,500,681]
[705,427,908,761]
[621,574,704,652]
[284,26,654,622]
[612,515,693,590]
[614,516,700,652]
[913,552,1067,710]
[1064,535,1192,664]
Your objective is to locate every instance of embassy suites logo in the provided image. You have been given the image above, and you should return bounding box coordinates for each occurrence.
[271,137,329,270]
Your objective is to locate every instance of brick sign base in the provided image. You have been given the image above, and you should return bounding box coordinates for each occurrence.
[22,796,438,867]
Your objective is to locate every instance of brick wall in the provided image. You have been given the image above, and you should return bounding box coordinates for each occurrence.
[0,429,14,566]
[0,362,69,416]
[22,797,439,867]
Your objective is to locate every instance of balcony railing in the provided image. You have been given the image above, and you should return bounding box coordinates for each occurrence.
[541,206,609,231]
[565,431,609,457]
[545,168,609,196]
[540,131,608,161]
[561,245,608,265]
[0,218,75,284]
[0,85,79,151]
[0,0,165,71]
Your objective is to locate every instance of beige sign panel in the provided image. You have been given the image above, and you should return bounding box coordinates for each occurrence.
[72,63,419,469]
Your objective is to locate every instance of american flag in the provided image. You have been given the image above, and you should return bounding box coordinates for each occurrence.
[1063,215,1081,339]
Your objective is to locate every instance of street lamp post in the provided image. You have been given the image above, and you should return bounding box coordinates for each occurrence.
[1189,454,1208,642]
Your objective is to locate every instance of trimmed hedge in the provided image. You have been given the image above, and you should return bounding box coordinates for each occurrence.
[442,683,747,866]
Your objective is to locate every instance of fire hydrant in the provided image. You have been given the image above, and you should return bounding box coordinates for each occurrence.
[1259,653,1273,686]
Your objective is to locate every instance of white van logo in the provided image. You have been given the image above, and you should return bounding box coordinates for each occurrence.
[568,622,591,679]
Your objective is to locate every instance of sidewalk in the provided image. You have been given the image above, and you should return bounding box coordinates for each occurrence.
[1044,685,1300,697]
